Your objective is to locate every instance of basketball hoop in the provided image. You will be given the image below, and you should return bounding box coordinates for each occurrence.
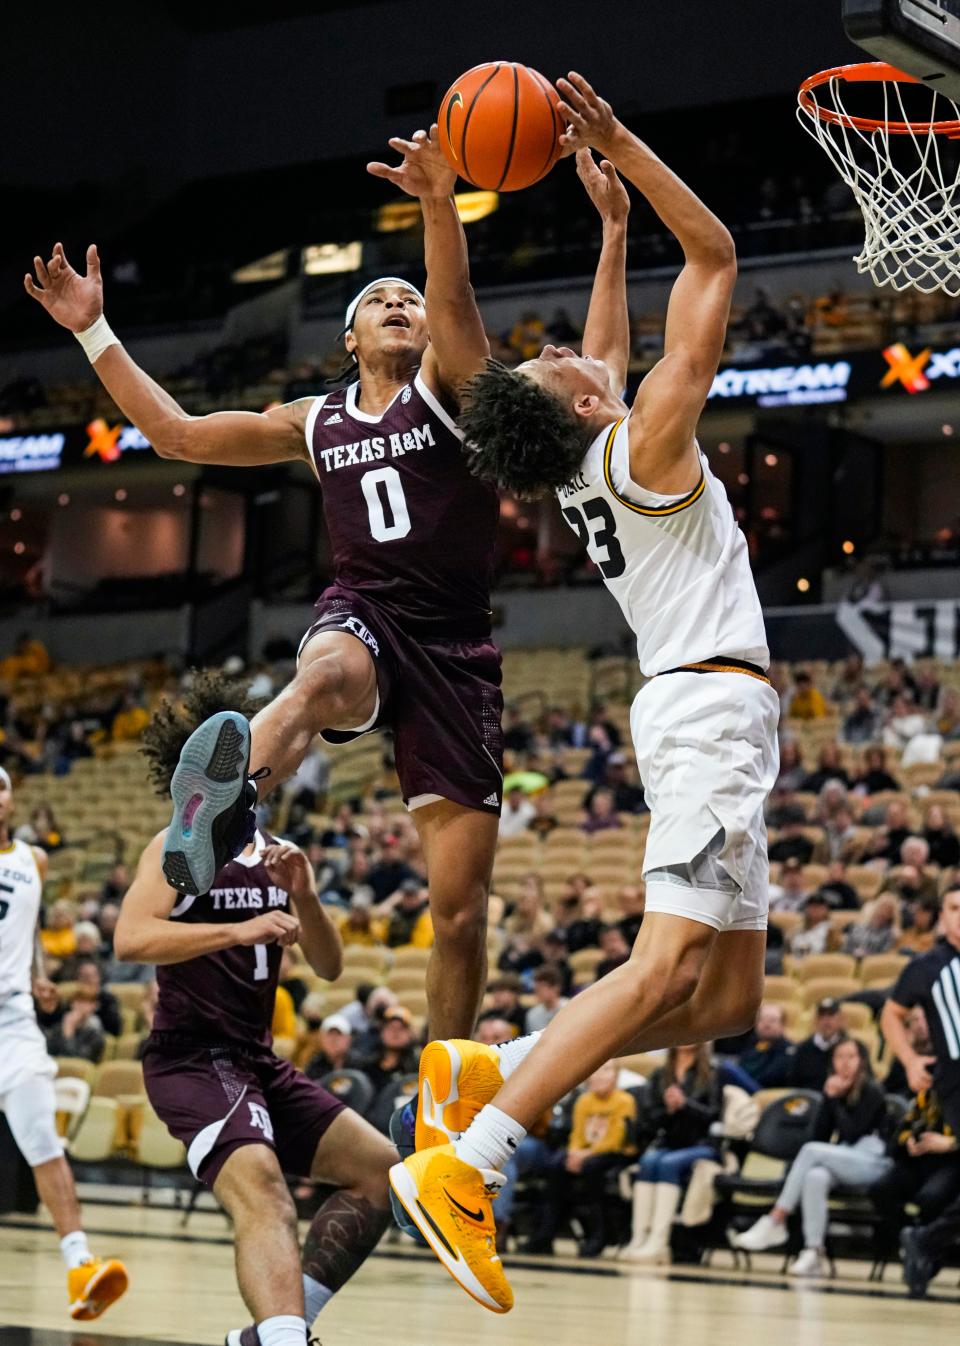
[798,60,960,294]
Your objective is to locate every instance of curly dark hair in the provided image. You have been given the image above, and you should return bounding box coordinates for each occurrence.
[142,668,262,797]
[459,359,589,498]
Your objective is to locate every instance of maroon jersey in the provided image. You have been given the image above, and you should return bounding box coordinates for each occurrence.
[153,832,289,1048]
[306,370,499,637]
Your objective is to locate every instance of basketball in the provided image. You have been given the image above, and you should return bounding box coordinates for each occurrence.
[438,61,566,192]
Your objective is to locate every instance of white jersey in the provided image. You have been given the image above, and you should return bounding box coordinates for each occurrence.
[557,416,769,676]
[0,839,43,1011]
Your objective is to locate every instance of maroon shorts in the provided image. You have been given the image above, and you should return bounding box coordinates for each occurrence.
[142,1035,345,1187]
[299,585,504,816]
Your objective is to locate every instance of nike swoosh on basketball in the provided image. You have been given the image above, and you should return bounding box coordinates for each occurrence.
[444,1188,484,1222]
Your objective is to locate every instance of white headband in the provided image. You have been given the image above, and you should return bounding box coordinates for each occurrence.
[0,767,11,791]
[344,277,425,333]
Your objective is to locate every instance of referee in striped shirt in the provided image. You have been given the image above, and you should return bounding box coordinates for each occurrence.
[882,887,960,1134]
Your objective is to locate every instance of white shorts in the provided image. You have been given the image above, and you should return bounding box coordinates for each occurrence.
[631,668,780,933]
[0,996,58,1096]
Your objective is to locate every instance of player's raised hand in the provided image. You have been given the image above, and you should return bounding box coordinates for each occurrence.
[235,910,301,948]
[368,124,457,199]
[556,72,619,157]
[576,149,630,225]
[262,841,315,897]
[24,242,104,333]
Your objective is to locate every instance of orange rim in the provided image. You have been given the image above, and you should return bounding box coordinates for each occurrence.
[798,60,960,136]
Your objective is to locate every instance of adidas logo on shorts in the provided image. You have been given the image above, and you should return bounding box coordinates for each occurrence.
[483,792,500,807]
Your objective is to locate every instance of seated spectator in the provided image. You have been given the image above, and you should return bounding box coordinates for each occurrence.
[499,785,536,838]
[615,884,645,947]
[766,790,806,831]
[914,664,941,713]
[556,879,604,952]
[581,787,623,834]
[936,686,960,741]
[853,745,902,797]
[737,1003,794,1087]
[862,800,912,863]
[812,806,858,864]
[368,833,419,902]
[71,958,122,1038]
[380,879,433,949]
[503,705,534,753]
[480,974,527,1035]
[508,310,546,361]
[541,930,573,995]
[789,997,847,1089]
[788,894,840,961]
[595,924,631,979]
[583,751,646,816]
[100,861,131,905]
[831,652,865,702]
[522,1061,636,1257]
[14,804,63,850]
[304,1013,354,1078]
[291,992,327,1069]
[843,892,902,959]
[55,922,105,981]
[624,1045,721,1264]
[506,874,555,943]
[819,858,860,910]
[923,803,960,869]
[351,1005,420,1093]
[769,821,815,866]
[802,743,851,793]
[337,889,387,947]
[732,1039,890,1275]
[0,631,51,679]
[776,739,807,792]
[815,778,851,826]
[883,694,931,753]
[769,857,811,912]
[111,690,149,742]
[474,1015,514,1046]
[45,989,105,1063]
[40,899,77,966]
[844,688,881,745]
[339,981,379,1037]
[871,1086,960,1252]
[789,670,829,720]
[525,966,569,1033]
[349,986,399,1059]
[497,931,545,978]
[528,790,559,839]
[899,899,940,957]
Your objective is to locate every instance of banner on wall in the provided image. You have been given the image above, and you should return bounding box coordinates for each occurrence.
[0,420,153,475]
[836,600,960,665]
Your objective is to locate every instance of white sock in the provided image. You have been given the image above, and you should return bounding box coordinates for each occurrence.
[496,1031,541,1079]
[256,1315,307,1346]
[302,1274,333,1323]
[455,1104,527,1172]
[60,1230,91,1270]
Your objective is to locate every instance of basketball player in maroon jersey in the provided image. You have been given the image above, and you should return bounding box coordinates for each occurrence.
[26,127,499,1045]
[114,672,396,1346]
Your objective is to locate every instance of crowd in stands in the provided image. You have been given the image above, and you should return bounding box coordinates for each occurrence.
[5,640,960,1294]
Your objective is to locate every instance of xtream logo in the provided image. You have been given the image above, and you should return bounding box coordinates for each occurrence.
[708,361,851,407]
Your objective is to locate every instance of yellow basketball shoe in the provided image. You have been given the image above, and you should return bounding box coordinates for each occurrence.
[416,1039,504,1151]
[389,1144,513,1313]
[68,1256,129,1320]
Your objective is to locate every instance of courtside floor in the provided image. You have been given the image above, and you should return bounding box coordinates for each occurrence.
[2,1196,958,1346]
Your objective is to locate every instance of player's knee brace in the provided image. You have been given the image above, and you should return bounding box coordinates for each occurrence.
[4,1077,65,1167]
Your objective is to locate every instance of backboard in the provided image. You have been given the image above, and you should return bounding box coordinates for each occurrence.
[844,0,960,98]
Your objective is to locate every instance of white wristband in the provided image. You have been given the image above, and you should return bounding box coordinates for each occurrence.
[74,313,119,364]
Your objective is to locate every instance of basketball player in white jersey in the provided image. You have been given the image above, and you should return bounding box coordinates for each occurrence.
[387,73,779,1313]
[0,767,129,1318]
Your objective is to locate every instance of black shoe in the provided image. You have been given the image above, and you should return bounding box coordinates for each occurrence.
[518,1237,555,1256]
[387,1099,427,1247]
[579,1236,606,1259]
[900,1226,935,1299]
[162,712,260,894]
[225,1328,259,1346]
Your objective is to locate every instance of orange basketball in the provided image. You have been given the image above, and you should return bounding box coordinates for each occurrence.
[438,61,565,192]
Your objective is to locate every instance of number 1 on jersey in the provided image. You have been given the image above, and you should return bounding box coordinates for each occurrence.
[362,467,412,541]
[253,944,269,981]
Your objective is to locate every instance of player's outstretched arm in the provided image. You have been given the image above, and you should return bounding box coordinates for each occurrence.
[25,243,310,467]
[262,840,343,981]
[115,834,302,965]
[558,73,735,489]
[368,126,489,404]
[577,149,631,396]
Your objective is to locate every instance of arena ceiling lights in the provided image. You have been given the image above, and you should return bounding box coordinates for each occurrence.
[301,242,363,275]
[376,191,498,232]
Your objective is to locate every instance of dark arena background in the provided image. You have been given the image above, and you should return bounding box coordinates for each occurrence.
[3,2,960,1343]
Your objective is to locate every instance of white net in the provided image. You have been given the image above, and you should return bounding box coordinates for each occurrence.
[798,71,960,294]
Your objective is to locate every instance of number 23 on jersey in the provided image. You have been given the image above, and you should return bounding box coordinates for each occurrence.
[562,499,625,579]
